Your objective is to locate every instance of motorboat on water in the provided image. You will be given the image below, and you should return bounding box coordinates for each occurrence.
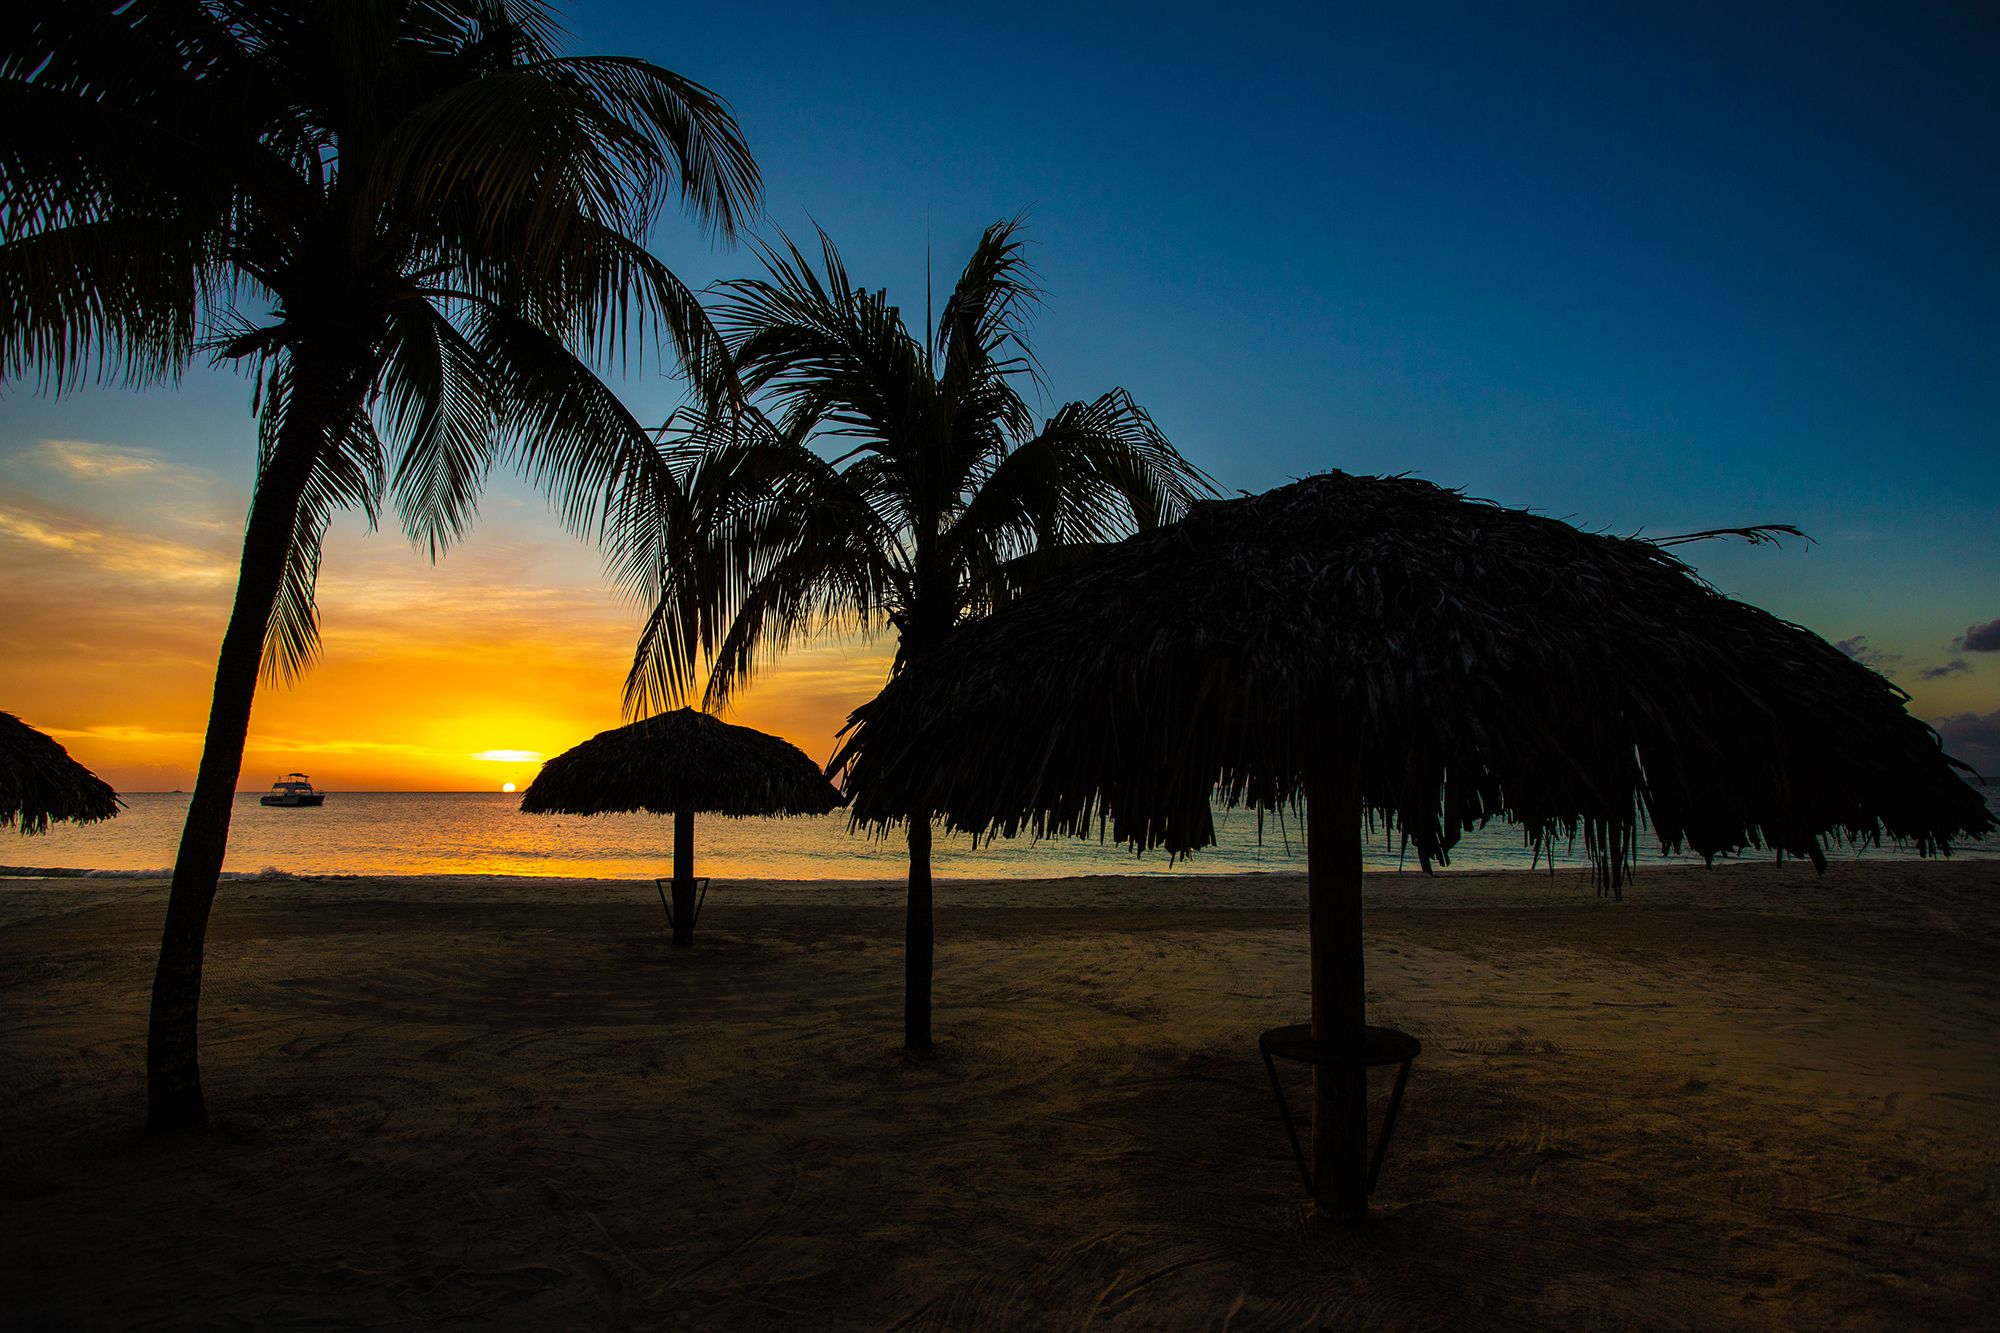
[259,773,326,807]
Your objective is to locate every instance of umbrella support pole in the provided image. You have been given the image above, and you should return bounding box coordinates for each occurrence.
[666,807,698,946]
[1307,762,1371,1219]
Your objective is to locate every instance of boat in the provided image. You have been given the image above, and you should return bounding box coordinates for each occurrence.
[259,773,326,807]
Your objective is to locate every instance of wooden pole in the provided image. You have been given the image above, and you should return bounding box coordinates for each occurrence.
[1306,759,1368,1219]
[671,806,695,947]
[905,814,934,1052]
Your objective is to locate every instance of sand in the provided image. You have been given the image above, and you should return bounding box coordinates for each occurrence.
[2,859,1996,1329]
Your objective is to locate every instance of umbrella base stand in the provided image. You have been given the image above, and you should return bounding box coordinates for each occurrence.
[655,877,710,945]
[1258,1024,1420,1203]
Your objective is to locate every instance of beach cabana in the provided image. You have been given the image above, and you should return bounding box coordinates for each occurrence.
[1,712,121,835]
[521,709,841,946]
[830,471,1994,1219]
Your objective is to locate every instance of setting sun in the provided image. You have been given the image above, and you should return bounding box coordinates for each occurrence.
[501,782,516,793]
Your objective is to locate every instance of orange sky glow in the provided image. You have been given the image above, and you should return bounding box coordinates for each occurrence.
[4,433,1997,791]
[1,438,893,791]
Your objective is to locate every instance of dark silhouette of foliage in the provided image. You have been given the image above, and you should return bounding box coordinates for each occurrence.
[0,712,122,835]
[521,708,839,947]
[833,470,1994,1215]
[624,219,1212,1049]
[1,0,760,1128]
[521,708,840,820]
[836,471,1993,877]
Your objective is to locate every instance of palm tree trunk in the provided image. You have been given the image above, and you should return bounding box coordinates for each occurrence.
[904,814,933,1052]
[1307,760,1368,1219]
[900,596,946,1056]
[146,372,329,1132]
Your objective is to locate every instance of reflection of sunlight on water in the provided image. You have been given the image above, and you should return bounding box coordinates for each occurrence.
[6,787,1995,879]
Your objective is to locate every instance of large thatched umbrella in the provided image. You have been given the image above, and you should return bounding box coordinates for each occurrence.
[521,709,841,945]
[1,712,121,835]
[831,471,1994,1219]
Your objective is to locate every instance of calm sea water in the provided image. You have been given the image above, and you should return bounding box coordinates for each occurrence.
[5,789,1994,880]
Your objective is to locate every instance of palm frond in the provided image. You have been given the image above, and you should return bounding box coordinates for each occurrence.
[256,369,385,687]
[361,49,758,262]
[718,228,932,447]
[0,218,205,391]
[620,404,892,717]
[459,296,667,550]
[934,213,1042,393]
[1649,524,1812,549]
[642,217,1206,731]
[380,297,501,558]
[544,55,762,236]
[949,388,1216,593]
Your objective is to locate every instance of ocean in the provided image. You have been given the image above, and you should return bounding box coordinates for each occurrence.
[5,788,1995,880]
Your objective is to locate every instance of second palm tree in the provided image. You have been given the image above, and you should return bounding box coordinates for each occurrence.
[628,219,1212,1052]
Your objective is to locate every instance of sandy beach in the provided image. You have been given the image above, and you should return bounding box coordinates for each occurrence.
[3,859,1996,1328]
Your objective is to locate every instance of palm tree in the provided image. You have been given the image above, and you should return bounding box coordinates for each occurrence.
[626,219,1212,1052]
[0,0,760,1129]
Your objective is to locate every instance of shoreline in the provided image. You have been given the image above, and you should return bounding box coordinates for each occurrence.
[5,860,1996,933]
[4,852,1994,884]
[3,855,1992,898]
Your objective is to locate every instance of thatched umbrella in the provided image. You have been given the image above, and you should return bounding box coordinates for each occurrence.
[831,471,1994,1218]
[1,712,121,835]
[521,708,841,946]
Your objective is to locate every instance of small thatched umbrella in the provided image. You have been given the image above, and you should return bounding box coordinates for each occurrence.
[1,712,122,835]
[831,471,1994,1218]
[521,708,841,946]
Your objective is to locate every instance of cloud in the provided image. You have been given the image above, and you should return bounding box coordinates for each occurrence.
[0,501,237,586]
[1952,618,2000,653]
[1933,710,2000,778]
[35,438,180,480]
[1834,635,1901,670]
[0,441,243,593]
[259,736,452,758]
[1919,660,1972,680]
[9,439,238,509]
[45,723,206,748]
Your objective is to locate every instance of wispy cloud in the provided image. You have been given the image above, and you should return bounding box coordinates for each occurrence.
[1952,618,2000,653]
[0,439,242,593]
[1920,659,1972,680]
[1933,710,2000,777]
[0,501,237,586]
[45,723,206,747]
[9,438,239,509]
[35,438,181,480]
[1834,635,1901,670]
[257,736,456,758]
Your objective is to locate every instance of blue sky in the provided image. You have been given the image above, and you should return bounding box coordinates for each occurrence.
[2,1,1996,781]
[594,1,2000,668]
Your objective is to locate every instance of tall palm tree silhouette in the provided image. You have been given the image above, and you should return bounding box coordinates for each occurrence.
[0,0,760,1128]
[626,219,1211,1051]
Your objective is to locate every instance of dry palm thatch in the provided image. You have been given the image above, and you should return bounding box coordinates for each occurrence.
[521,709,840,946]
[835,472,1990,876]
[1,712,121,835]
[522,709,840,819]
[831,470,1994,1217]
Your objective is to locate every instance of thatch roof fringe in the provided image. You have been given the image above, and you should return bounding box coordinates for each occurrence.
[1,712,122,835]
[832,472,1993,886]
